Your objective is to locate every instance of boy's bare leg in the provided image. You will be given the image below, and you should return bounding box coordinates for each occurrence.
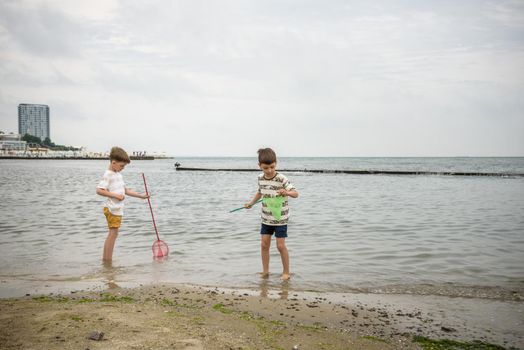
[260,234,272,277]
[103,228,119,261]
[276,237,290,280]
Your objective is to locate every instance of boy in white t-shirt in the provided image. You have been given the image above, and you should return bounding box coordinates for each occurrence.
[96,147,149,262]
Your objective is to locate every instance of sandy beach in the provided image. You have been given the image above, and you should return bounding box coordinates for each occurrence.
[0,282,521,350]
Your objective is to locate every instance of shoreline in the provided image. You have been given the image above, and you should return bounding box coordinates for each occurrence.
[1,282,522,349]
[2,271,523,303]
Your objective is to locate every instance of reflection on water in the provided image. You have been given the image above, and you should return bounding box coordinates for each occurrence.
[102,261,120,289]
[258,276,290,300]
[1,158,524,299]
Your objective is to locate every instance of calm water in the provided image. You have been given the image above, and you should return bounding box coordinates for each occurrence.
[1,157,524,299]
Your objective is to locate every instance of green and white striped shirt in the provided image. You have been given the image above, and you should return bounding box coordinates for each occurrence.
[257,172,296,226]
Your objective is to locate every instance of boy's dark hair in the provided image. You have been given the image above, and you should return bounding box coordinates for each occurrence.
[109,146,131,164]
[258,148,277,164]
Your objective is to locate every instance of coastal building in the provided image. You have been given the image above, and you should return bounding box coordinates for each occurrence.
[18,103,50,141]
[0,133,27,151]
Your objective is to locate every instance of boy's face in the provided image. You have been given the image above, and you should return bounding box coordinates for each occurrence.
[259,162,277,178]
[110,160,127,172]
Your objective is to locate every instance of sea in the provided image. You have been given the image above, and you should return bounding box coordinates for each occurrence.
[1,157,523,300]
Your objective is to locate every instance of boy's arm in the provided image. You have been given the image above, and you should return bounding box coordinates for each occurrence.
[277,175,298,198]
[96,187,125,201]
[277,188,299,198]
[125,188,149,199]
[244,192,262,209]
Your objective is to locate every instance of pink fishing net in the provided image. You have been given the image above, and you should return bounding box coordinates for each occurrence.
[152,240,169,258]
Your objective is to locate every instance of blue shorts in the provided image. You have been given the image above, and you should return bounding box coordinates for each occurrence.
[260,223,288,238]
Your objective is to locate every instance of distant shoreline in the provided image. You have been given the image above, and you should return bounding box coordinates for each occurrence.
[0,156,173,160]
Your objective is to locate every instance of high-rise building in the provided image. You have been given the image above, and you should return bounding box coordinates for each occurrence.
[18,103,50,141]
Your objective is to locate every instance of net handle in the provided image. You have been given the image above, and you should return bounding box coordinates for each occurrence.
[142,173,161,241]
[229,199,263,212]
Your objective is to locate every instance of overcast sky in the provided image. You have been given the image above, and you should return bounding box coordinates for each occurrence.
[1,0,523,156]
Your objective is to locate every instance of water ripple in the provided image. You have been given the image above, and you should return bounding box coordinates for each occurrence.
[1,158,524,299]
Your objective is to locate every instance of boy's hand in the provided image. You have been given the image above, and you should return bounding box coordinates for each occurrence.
[244,202,253,209]
[277,189,288,196]
[141,193,150,199]
[114,194,125,201]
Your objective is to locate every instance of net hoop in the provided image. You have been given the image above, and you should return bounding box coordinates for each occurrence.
[152,240,169,258]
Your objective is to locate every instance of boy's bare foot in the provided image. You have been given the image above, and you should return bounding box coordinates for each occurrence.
[281,273,291,280]
[259,272,270,279]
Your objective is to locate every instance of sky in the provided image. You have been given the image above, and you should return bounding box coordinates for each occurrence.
[0,0,523,156]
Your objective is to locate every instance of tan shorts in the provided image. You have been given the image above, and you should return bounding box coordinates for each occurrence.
[104,207,122,229]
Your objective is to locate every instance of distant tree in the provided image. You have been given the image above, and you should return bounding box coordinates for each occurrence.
[21,133,80,151]
[43,137,56,148]
[22,133,43,145]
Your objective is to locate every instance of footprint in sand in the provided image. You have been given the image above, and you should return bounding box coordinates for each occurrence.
[176,338,204,350]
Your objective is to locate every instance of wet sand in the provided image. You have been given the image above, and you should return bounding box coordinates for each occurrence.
[0,283,522,350]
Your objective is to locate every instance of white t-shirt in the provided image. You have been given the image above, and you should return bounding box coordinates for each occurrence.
[97,169,126,216]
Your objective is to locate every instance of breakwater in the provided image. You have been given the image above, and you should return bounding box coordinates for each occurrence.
[175,166,524,177]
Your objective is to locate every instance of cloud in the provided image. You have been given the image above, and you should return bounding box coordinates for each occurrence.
[0,0,523,156]
[0,2,86,57]
[483,0,524,29]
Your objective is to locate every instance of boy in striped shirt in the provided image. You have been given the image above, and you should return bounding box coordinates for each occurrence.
[245,148,299,280]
